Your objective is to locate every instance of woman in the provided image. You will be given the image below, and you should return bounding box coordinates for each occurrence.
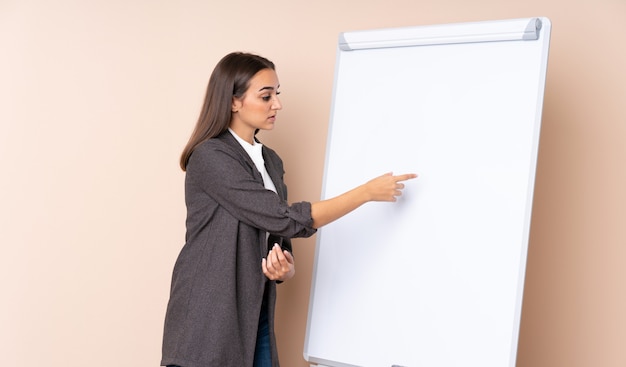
[161,52,416,367]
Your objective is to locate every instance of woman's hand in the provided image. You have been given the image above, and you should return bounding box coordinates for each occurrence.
[363,172,418,202]
[262,244,295,281]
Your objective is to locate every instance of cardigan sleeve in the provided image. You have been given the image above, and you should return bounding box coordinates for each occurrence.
[186,140,317,239]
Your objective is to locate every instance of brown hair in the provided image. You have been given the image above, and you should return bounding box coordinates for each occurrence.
[179,52,276,171]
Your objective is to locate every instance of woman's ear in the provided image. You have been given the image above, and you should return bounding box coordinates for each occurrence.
[232,97,241,113]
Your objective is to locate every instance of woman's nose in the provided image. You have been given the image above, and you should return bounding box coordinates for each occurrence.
[272,96,283,110]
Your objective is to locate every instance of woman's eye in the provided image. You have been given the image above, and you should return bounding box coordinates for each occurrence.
[262,96,271,101]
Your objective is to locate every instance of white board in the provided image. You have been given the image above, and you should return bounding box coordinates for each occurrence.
[304,17,551,367]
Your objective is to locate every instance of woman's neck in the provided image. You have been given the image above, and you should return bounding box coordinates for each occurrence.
[229,125,255,145]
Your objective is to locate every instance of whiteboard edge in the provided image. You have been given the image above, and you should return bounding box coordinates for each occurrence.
[303,43,344,363]
[508,15,552,367]
[339,17,543,51]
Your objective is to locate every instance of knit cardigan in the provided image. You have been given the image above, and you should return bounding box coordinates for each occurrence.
[161,132,317,367]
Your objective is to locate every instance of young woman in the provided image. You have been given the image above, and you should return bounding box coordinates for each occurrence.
[161,52,417,367]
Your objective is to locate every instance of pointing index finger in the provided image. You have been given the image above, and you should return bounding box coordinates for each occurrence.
[394,173,418,182]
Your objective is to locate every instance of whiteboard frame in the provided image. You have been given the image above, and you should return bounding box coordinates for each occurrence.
[304,17,551,367]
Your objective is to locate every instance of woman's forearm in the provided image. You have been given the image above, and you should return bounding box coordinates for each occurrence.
[310,172,417,229]
[311,184,370,228]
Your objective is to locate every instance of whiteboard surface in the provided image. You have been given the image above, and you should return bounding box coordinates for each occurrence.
[304,17,551,367]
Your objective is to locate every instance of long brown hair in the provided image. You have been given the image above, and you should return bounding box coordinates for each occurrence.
[179,52,276,171]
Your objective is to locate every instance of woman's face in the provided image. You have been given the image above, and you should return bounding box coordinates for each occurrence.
[230,68,282,141]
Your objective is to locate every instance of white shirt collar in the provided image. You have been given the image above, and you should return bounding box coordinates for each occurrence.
[228,129,277,193]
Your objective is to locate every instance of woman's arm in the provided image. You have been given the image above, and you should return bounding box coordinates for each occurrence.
[262,172,417,280]
[311,172,417,229]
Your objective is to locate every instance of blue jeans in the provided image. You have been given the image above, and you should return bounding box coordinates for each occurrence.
[253,291,271,367]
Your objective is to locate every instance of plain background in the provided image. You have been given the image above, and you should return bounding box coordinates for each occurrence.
[1,1,624,366]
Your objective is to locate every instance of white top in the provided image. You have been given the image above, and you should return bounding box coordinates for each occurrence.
[229,129,277,193]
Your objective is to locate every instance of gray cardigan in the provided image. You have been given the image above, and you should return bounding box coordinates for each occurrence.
[161,132,317,367]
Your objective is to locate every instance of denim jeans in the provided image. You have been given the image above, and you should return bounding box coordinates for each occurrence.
[253,291,271,367]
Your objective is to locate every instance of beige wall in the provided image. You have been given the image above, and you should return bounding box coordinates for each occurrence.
[1,0,624,366]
